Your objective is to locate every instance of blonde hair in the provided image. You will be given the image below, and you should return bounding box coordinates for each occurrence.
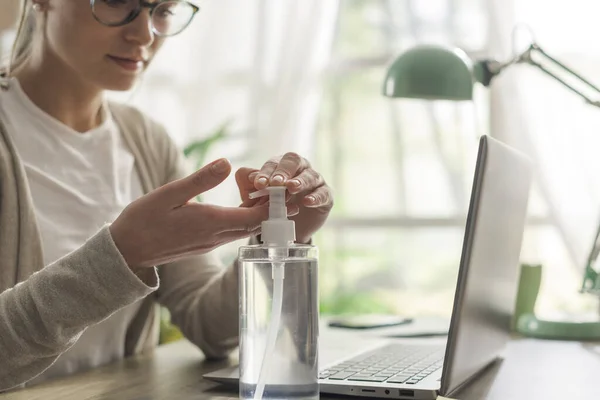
[3,0,35,77]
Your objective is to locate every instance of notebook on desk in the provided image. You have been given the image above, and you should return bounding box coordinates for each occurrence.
[204,135,532,399]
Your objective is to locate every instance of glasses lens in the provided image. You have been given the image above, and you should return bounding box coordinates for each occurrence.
[152,1,196,36]
[92,0,139,26]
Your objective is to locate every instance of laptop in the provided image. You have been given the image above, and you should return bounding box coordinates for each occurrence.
[204,135,533,399]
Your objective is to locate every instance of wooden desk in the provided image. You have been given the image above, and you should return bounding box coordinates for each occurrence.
[2,338,600,400]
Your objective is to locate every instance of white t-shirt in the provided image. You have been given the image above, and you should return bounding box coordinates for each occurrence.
[0,77,145,383]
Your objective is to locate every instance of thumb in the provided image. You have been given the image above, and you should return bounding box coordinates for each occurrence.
[156,158,231,208]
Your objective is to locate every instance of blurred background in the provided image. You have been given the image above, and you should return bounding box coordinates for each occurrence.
[3,0,600,321]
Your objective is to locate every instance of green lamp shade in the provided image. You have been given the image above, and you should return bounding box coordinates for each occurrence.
[383,45,475,101]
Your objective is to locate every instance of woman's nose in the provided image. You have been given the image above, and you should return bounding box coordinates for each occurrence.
[123,9,155,46]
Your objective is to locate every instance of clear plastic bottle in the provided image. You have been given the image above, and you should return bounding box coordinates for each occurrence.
[239,187,319,400]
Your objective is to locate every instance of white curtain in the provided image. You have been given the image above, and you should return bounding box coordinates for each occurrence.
[487,0,600,271]
[251,0,339,163]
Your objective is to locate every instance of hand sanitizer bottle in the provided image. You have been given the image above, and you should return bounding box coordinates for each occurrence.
[239,186,319,400]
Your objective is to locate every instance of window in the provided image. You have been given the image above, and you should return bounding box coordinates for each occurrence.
[314,0,488,316]
[313,0,597,317]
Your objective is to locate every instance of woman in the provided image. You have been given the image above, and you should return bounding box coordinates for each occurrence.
[0,0,333,391]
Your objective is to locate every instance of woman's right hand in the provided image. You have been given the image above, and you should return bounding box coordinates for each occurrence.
[109,158,269,269]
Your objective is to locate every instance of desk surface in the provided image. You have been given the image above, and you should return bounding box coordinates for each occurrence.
[2,337,600,400]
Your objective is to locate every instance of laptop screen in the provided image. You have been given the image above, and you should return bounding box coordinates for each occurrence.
[440,136,532,396]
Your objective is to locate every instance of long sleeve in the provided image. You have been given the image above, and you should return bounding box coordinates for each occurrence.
[0,226,158,391]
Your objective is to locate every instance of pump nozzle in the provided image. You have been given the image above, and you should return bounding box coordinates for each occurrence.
[249,186,296,246]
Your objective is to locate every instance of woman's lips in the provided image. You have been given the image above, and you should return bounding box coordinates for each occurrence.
[107,55,145,72]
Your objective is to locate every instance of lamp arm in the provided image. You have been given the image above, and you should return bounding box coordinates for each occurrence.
[477,44,600,108]
[526,60,600,107]
[525,45,600,108]
[531,45,600,90]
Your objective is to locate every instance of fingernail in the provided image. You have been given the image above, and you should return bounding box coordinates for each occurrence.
[307,195,316,204]
[289,179,301,187]
[211,159,229,173]
[272,175,284,184]
[257,177,268,186]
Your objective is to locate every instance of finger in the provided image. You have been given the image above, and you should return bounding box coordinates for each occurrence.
[155,159,231,208]
[240,198,261,208]
[254,159,279,189]
[269,152,309,186]
[248,171,259,183]
[216,227,262,246]
[238,201,298,217]
[302,185,333,208]
[239,199,298,221]
[235,167,259,200]
[287,204,300,216]
[239,194,271,208]
[243,196,269,208]
[285,168,324,194]
[209,203,270,233]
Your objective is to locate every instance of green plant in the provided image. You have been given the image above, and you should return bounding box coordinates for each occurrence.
[159,307,184,344]
[183,119,231,169]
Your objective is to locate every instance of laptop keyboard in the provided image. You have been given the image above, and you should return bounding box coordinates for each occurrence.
[319,344,444,385]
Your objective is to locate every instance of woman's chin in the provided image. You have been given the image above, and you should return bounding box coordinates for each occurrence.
[100,75,139,92]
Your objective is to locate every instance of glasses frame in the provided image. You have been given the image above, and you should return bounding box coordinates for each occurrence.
[90,0,200,37]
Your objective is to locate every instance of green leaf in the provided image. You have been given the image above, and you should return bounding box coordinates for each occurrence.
[183,119,232,168]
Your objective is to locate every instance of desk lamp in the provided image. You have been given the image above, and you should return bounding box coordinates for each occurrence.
[382,40,600,340]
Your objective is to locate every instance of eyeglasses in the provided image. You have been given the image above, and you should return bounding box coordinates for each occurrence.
[90,0,199,37]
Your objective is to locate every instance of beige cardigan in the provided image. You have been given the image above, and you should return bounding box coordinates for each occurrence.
[0,100,240,391]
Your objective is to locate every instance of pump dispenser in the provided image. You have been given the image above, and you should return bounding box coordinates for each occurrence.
[251,186,295,246]
[239,186,319,400]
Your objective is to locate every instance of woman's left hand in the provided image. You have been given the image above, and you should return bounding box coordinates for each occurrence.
[235,152,334,243]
